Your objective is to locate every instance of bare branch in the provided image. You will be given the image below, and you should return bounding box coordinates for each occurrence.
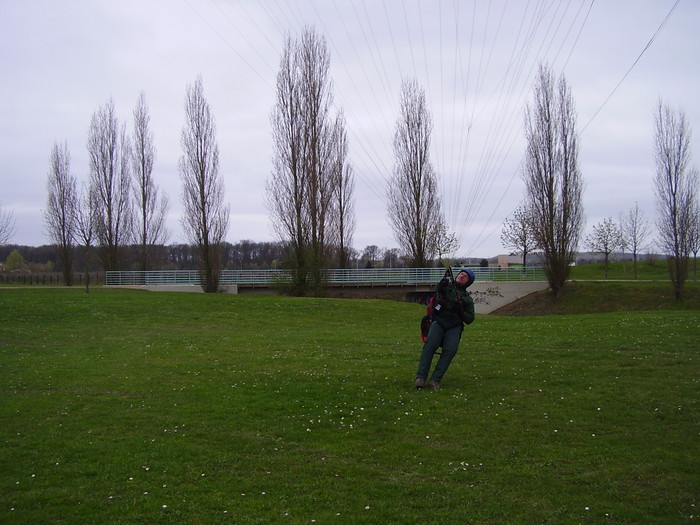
[0,203,17,245]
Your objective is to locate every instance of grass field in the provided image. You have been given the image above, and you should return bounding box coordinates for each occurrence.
[493,279,700,316]
[569,258,698,281]
[1,286,699,524]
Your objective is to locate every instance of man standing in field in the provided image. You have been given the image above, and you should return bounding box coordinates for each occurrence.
[416,268,475,390]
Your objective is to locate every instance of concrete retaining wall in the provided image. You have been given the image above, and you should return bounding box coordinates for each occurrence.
[469,281,549,314]
[119,281,549,314]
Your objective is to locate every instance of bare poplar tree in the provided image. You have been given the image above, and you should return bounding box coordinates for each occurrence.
[180,76,229,293]
[75,183,98,293]
[302,29,335,291]
[333,111,355,269]
[267,27,345,293]
[585,217,623,279]
[267,34,307,291]
[501,205,538,267]
[0,203,16,245]
[44,141,78,285]
[132,92,169,271]
[522,65,584,298]
[388,78,445,267]
[87,98,132,271]
[653,101,698,300]
[621,202,651,279]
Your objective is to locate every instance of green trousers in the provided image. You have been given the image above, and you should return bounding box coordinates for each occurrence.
[416,321,462,384]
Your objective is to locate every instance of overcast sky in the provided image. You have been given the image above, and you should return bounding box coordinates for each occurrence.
[1,0,698,258]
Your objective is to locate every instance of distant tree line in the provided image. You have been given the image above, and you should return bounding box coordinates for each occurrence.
[2,240,466,275]
[0,241,283,273]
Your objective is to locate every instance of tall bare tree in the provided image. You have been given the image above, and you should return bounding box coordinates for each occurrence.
[304,33,336,291]
[75,183,98,293]
[333,111,355,269]
[132,92,169,271]
[180,76,229,293]
[653,101,698,300]
[585,217,622,279]
[267,35,307,291]
[44,141,78,285]
[267,27,346,294]
[87,98,132,271]
[522,65,584,298]
[0,203,16,245]
[621,202,651,279]
[501,205,538,267]
[388,78,445,267]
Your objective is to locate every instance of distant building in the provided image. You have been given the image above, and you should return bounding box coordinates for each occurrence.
[496,254,525,268]
[495,253,547,267]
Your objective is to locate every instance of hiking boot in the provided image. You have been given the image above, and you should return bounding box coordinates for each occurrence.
[429,380,441,391]
[415,377,426,389]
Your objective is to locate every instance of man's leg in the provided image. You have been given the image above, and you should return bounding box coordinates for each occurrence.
[429,326,462,384]
[416,322,444,382]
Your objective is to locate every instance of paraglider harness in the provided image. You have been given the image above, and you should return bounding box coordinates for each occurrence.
[420,264,458,343]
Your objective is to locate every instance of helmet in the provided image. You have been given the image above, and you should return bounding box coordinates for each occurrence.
[458,268,475,287]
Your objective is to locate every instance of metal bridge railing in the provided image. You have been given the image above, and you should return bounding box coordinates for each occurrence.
[105,267,546,287]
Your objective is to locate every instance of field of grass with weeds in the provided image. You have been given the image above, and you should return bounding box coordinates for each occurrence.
[1,286,699,524]
[569,258,698,281]
[493,280,700,317]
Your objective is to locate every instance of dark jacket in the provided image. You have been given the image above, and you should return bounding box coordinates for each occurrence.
[432,278,475,329]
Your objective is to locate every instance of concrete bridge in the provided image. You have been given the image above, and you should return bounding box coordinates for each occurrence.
[106,267,549,314]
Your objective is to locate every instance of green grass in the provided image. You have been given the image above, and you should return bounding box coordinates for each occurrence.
[569,257,699,281]
[493,280,700,316]
[1,288,699,524]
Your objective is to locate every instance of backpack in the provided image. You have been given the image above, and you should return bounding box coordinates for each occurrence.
[419,296,436,342]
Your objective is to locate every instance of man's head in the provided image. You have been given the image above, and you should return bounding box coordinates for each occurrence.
[456,268,475,288]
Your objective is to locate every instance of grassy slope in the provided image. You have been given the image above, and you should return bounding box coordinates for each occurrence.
[493,260,700,316]
[1,285,698,524]
[569,258,675,281]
